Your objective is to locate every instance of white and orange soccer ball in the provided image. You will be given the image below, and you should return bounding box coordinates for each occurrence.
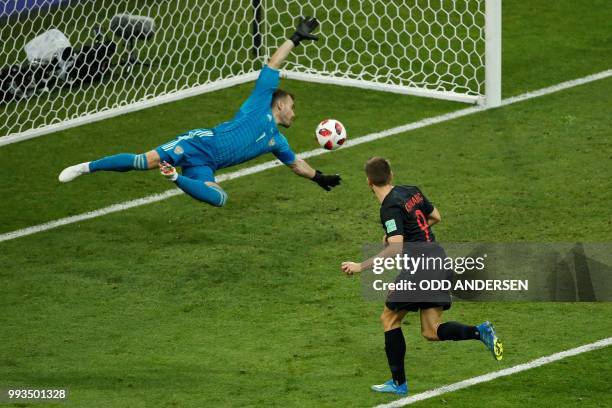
[315,119,347,150]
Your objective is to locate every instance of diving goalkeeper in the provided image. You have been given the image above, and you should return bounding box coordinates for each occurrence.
[59,17,341,206]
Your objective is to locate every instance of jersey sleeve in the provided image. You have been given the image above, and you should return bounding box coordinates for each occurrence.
[381,205,405,238]
[417,188,435,215]
[271,133,296,165]
[238,65,280,114]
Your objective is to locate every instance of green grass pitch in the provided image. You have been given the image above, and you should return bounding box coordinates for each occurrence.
[1,1,611,407]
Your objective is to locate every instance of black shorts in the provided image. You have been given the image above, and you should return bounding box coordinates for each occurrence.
[384,243,453,312]
[385,301,452,313]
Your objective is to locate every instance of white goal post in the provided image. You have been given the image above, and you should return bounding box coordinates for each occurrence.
[0,0,501,146]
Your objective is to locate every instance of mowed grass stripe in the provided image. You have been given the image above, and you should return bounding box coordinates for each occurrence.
[1,69,610,244]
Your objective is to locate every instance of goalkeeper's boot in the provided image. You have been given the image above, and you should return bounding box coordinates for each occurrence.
[59,162,91,183]
[371,379,408,395]
[477,321,503,361]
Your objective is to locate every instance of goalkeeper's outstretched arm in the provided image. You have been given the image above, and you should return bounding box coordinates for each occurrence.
[289,158,316,178]
[268,16,319,70]
[267,40,295,70]
[289,159,342,192]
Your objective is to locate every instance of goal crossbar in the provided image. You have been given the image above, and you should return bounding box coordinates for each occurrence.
[282,71,482,104]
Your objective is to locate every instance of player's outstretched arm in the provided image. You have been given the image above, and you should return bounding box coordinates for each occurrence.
[341,236,404,276]
[288,158,341,191]
[267,40,294,70]
[267,16,319,70]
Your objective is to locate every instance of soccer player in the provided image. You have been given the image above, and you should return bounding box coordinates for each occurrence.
[59,17,341,206]
[340,157,503,395]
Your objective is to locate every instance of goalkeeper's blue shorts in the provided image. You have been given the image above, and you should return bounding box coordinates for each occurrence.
[155,128,217,182]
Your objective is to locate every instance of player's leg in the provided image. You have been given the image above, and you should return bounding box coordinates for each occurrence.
[371,306,409,395]
[88,150,157,172]
[172,165,228,207]
[419,306,444,340]
[420,306,476,341]
[420,307,503,360]
[58,148,161,182]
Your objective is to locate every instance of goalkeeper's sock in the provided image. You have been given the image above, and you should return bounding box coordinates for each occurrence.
[175,175,228,207]
[384,328,406,386]
[437,322,480,341]
[89,153,148,172]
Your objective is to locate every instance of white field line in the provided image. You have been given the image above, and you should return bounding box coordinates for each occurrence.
[375,336,612,408]
[1,69,610,243]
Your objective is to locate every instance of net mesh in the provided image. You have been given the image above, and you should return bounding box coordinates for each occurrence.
[0,0,486,139]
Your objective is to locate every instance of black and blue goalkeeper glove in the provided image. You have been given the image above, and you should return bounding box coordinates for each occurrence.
[312,170,341,191]
[290,16,319,46]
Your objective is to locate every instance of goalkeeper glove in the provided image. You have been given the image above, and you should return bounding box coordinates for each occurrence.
[290,16,319,46]
[311,170,341,191]
[159,161,178,182]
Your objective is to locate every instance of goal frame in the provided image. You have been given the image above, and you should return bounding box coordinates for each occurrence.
[278,0,501,106]
[0,0,501,146]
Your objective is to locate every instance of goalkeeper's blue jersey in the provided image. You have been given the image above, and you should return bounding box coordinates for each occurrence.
[208,66,296,169]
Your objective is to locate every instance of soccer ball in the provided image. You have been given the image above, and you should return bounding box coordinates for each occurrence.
[315,119,347,150]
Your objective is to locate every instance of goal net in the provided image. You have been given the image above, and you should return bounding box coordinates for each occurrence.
[0,0,500,144]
